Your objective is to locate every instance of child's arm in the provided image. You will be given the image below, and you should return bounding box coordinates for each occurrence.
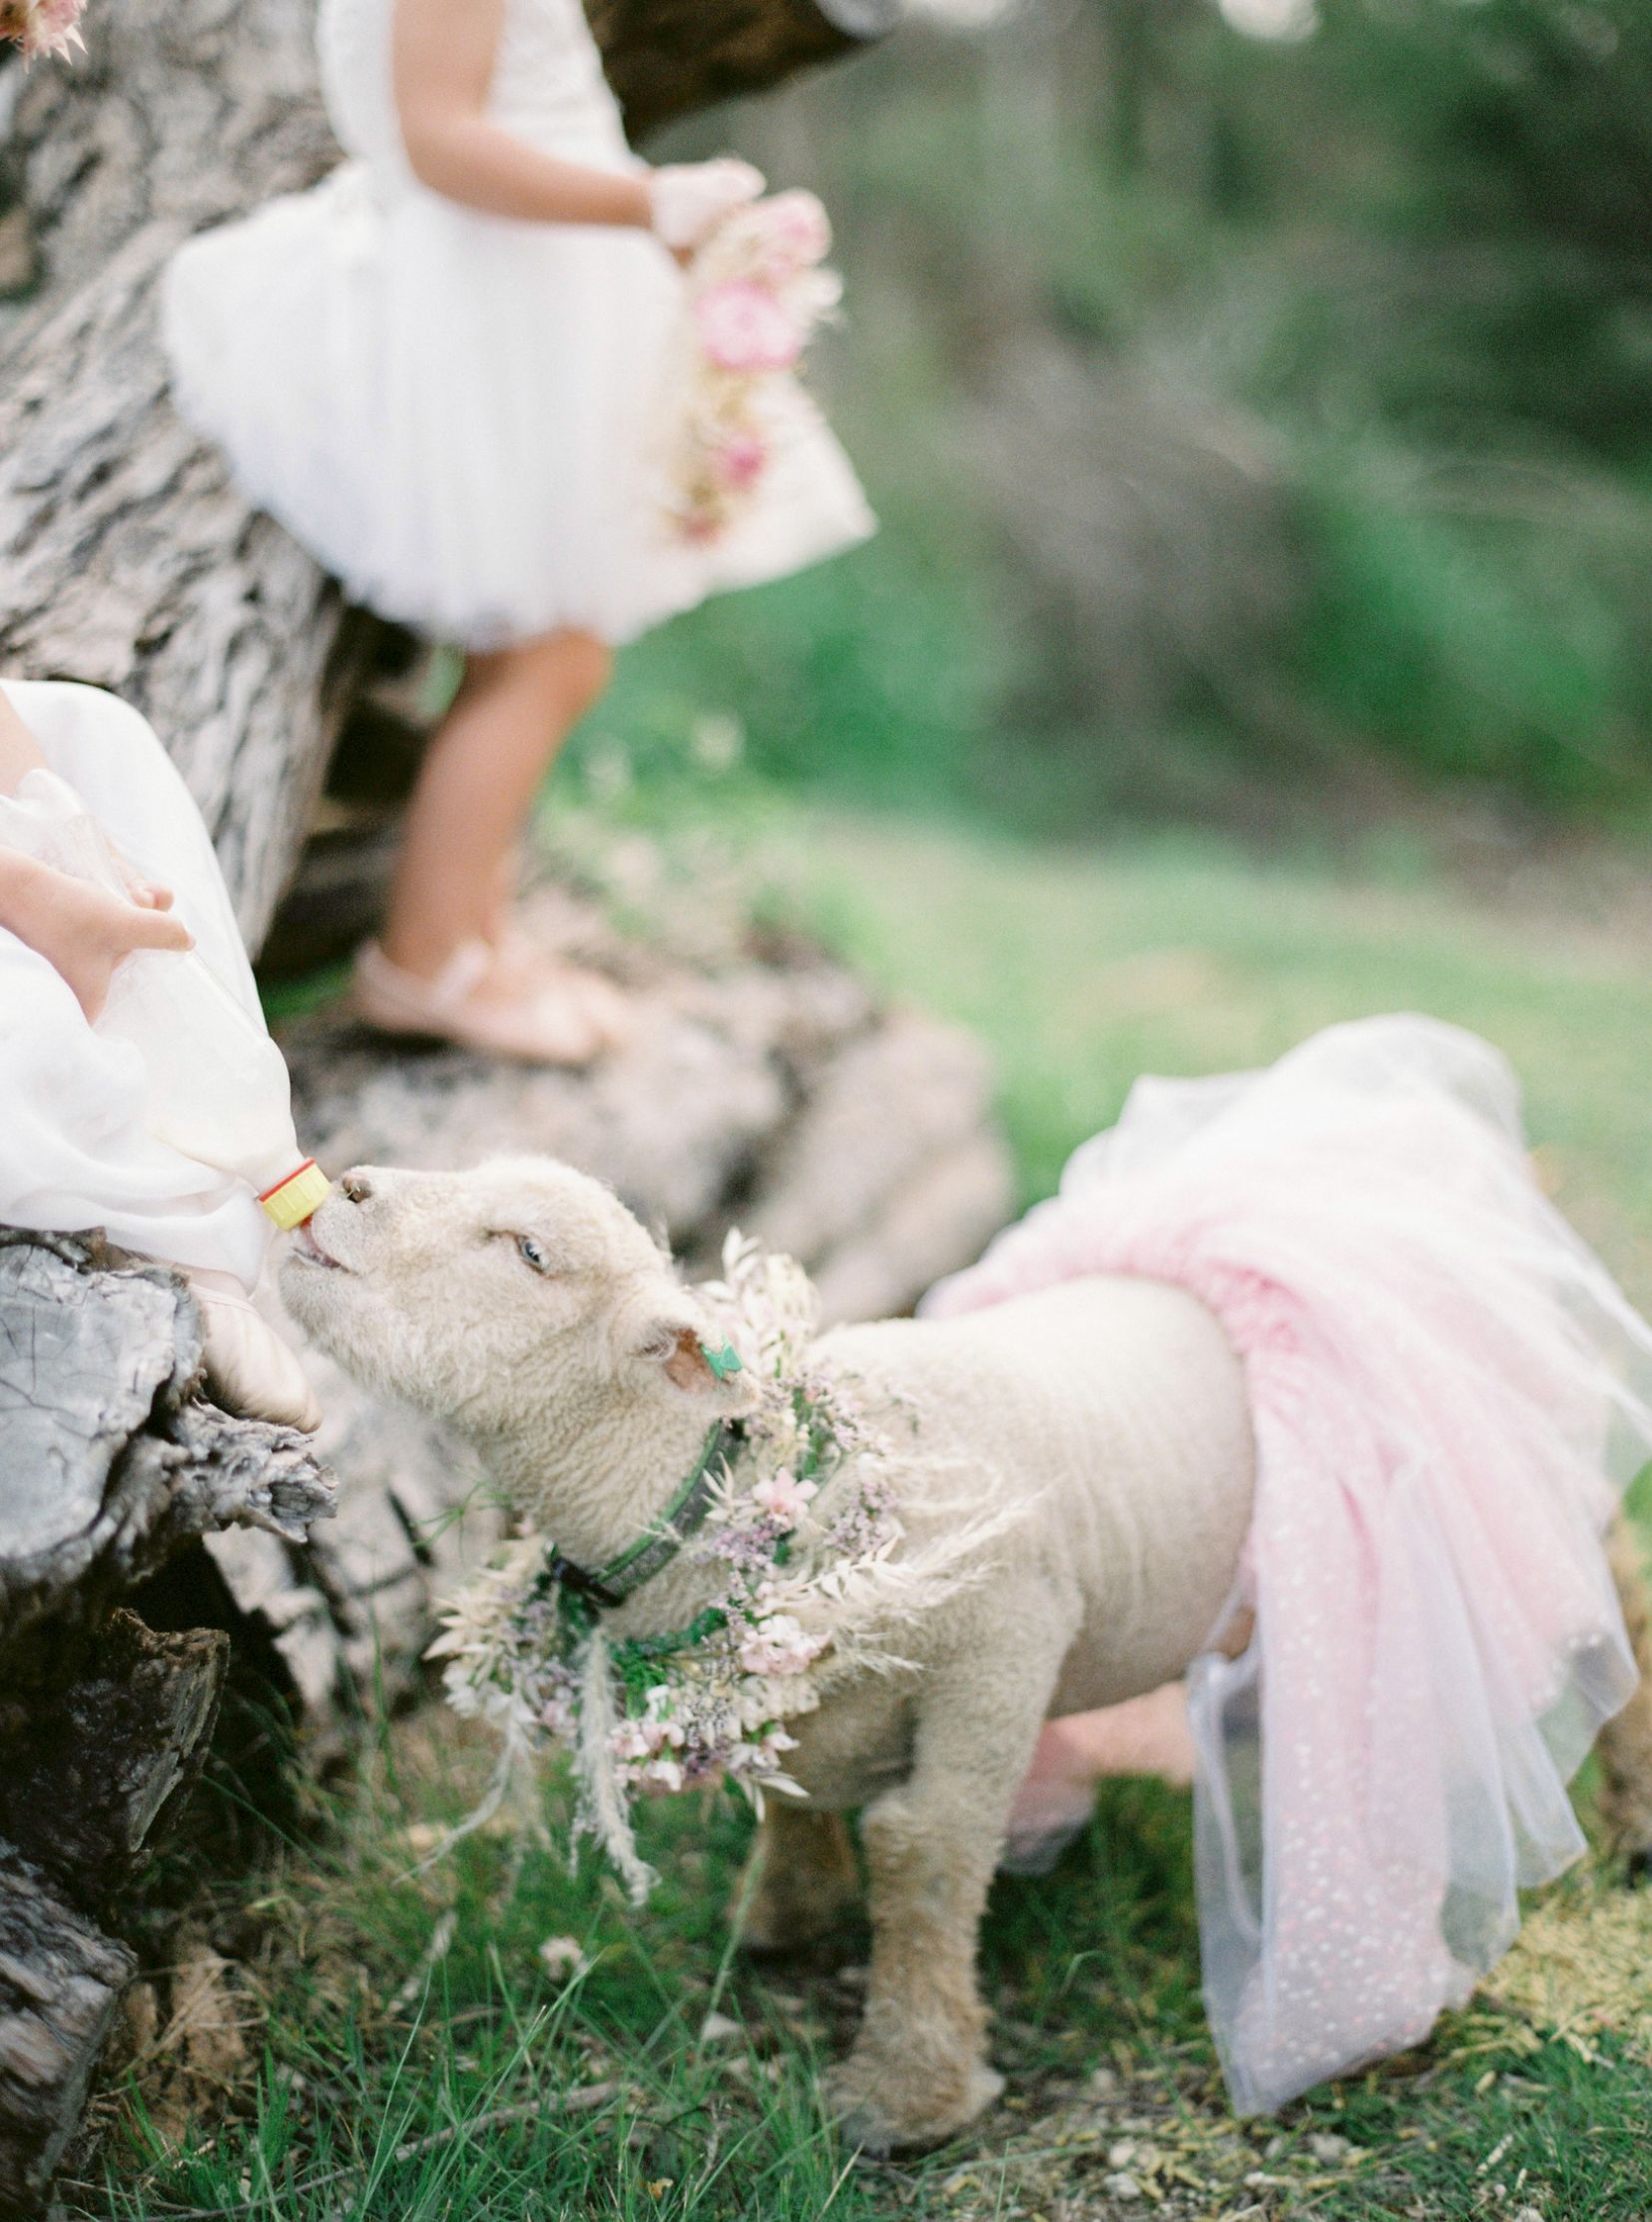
[0,683,193,1018]
[0,685,318,1428]
[390,0,759,244]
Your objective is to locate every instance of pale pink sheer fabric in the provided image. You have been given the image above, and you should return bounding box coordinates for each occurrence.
[923,1016,1652,2113]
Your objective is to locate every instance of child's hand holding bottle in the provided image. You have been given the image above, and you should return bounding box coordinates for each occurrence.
[0,845,194,1020]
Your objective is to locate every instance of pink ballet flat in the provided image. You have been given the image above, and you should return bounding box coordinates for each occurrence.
[489,924,635,1054]
[351,936,610,1067]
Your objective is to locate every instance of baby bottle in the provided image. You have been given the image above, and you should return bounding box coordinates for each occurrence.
[0,768,329,1230]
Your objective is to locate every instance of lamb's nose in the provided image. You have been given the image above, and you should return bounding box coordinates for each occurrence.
[339,1171,373,1204]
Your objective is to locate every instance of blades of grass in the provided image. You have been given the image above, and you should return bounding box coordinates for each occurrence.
[691,1845,760,2070]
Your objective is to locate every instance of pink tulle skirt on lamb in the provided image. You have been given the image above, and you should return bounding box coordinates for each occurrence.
[923,1014,1652,2114]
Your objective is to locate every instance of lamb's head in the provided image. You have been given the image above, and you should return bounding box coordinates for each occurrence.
[279,1157,757,1455]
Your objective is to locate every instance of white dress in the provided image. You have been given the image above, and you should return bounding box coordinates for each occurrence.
[160,0,874,650]
[0,683,272,1290]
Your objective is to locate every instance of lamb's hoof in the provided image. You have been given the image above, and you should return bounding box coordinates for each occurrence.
[1624,1845,1652,1888]
[825,2057,1005,2156]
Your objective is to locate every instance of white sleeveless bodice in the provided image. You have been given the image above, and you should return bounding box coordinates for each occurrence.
[164,0,873,648]
[318,0,628,188]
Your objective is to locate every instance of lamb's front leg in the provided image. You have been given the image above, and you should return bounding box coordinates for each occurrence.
[826,1638,1067,2154]
[735,1804,862,1956]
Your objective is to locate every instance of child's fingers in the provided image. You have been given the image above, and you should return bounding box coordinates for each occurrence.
[126,906,193,954]
[110,841,176,909]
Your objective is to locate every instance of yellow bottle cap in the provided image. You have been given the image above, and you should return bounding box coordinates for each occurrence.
[260,1159,331,1231]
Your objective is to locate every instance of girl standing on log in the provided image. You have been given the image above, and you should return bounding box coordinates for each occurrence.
[163,0,873,1065]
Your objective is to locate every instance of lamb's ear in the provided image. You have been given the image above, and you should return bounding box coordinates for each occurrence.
[630,1306,757,1412]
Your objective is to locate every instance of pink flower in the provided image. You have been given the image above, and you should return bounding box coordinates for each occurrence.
[0,0,85,60]
[738,1613,826,1678]
[694,279,803,374]
[762,190,831,271]
[611,1719,653,1762]
[612,1712,683,1762]
[715,431,770,490]
[641,1754,685,1793]
[751,1468,818,1527]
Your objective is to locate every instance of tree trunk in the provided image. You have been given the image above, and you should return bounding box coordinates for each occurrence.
[589,0,900,139]
[0,0,356,950]
[0,1617,231,1909]
[0,1233,334,1656]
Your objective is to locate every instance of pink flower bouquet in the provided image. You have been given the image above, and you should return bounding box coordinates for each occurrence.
[0,0,85,60]
[666,189,843,544]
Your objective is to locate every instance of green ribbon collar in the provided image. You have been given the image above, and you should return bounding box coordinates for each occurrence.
[549,1411,744,1622]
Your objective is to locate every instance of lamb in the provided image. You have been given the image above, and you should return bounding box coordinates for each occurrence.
[281,1054,1652,2145]
[282,1154,1257,2149]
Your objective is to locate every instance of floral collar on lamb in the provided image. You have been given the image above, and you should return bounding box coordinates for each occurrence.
[430,1234,907,1901]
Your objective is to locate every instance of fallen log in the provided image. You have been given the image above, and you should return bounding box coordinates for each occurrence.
[0,1848,135,2221]
[0,1234,334,1655]
[0,1235,334,2215]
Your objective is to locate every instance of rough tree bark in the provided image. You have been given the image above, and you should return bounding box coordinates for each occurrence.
[0,1850,135,2220]
[0,0,355,950]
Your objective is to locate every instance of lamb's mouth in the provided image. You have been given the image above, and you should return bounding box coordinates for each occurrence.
[290,1221,350,1273]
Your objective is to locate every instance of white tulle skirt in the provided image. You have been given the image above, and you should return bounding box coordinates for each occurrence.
[0,682,272,1289]
[161,159,875,651]
[924,1015,1652,2114]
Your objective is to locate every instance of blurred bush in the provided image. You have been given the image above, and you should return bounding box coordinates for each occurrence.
[578,0,1652,839]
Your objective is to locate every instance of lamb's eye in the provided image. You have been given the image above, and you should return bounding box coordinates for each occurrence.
[516,1234,552,1276]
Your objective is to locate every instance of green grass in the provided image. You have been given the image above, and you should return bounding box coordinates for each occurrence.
[69,1718,1652,2222]
[72,814,1652,2222]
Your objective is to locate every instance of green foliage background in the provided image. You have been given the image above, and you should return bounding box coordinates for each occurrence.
[582,0,1652,841]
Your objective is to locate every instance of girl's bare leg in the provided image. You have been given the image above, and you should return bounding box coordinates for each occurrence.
[381,627,611,980]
